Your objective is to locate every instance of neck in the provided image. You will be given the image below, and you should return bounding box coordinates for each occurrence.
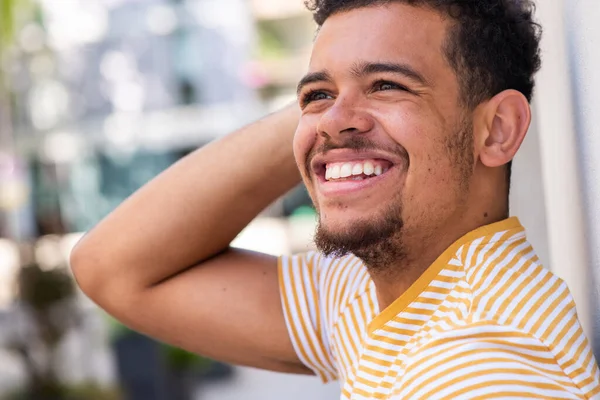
[370,191,508,311]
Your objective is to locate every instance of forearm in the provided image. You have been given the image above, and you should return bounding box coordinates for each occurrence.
[71,104,301,293]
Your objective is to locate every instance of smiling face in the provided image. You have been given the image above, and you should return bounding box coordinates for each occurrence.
[294,4,477,267]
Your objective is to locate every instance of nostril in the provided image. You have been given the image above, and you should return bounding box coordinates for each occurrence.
[340,127,361,134]
[319,130,329,138]
[319,126,363,139]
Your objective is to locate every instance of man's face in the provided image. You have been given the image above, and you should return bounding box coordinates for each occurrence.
[294,4,475,265]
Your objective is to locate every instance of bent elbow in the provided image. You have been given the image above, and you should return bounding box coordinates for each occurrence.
[69,239,106,301]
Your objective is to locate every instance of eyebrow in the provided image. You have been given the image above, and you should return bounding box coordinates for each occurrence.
[296,61,428,95]
[296,71,333,96]
[351,61,428,86]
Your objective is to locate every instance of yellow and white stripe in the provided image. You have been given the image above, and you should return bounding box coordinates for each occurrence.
[279,217,600,399]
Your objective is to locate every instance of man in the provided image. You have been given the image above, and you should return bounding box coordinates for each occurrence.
[71,0,600,398]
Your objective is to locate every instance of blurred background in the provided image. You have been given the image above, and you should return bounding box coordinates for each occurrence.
[0,0,598,399]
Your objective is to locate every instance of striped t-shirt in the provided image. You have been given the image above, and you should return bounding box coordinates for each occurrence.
[278,218,600,399]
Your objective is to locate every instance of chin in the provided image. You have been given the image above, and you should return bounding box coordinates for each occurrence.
[318,205,404,240]
[318,207,371,230]
[314,209,406,267]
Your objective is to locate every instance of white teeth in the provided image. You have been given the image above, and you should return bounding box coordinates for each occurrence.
[325,161,389,181]
[340,163,353,178]
[352,164,363,176]
[330,164,341,179]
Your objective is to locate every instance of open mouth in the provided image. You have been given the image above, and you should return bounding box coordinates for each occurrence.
[315,159,395,182]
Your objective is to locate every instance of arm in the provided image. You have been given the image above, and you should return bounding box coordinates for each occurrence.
[70,104,311,373]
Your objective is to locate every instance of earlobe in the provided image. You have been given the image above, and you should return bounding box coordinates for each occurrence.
[479,90,531,168]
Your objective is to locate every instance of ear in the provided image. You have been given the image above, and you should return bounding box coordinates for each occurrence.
[476,90,531,168]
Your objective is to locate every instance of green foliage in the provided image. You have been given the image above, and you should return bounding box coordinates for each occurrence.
[6,261,80,400]
[1,0,32,55]
[62,383,123,400]
[256,21,287,60]
[162,344,213,372]
[2,383,123,400]
[105,313,215,373]
[2,383,63,400]
[0,0,35,92]
[0,0,17,52]
[18,264,75,311]
[0,0,36,149]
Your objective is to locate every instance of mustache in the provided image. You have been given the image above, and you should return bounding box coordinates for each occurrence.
[318,136,381,154]
[306,136,409,176]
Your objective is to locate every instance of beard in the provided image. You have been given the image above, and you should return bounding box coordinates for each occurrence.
[310,117,474,272]
[314,194,407,271]
[310,136,410,271]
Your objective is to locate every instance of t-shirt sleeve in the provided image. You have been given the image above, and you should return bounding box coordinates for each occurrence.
[394,325,596,399]
[278,252,338,382]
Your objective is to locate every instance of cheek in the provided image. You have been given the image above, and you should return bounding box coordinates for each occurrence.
[412,143,455,185]
[292,122,321,207]
[377,102,433,144]
[293,118,319,174]
[382,113,455,189]
[405,144,465,214]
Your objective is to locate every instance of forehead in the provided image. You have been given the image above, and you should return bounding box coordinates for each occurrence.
[310,4,450,79]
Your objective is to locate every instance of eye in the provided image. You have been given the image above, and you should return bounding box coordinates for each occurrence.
[300,90,333,107]
[372,80,408,92]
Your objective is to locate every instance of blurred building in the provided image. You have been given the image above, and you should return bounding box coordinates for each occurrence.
[0,0,323,398]
[1,0,598,399]
[7,0,261,238]
[1,0,320,241]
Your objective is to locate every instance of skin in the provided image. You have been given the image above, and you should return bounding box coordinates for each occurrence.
[295,4,531,307]
[70,4,531,376]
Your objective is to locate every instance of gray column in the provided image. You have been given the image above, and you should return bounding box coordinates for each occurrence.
[534,0,592,338]
[566,1,600,355]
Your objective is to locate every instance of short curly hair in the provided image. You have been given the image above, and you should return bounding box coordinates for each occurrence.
[305,0,542,109]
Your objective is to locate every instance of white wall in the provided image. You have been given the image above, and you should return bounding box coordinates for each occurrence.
[566,0,600,352]
[532,0,593,338]
[510,112,550,268]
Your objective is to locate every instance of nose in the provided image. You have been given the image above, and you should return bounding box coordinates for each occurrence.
[316,97,374,139]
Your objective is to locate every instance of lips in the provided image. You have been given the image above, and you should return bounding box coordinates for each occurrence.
[306,149,403,199]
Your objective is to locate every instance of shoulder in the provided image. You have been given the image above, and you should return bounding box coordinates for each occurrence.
[399,244,600,399]
[459,235,595,377]
[464,244,576,345]
[396,321,594,399]
[278,252,373,321]
[279,251,368,292]
[277,252,375,379]
[458,228,575,340]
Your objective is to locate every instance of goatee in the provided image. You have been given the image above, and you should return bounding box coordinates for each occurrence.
[313,202,407,270]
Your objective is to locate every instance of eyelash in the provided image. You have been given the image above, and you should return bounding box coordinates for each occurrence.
[300,89,332,107]
[300,80,409,107]
[372,80,408,92]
